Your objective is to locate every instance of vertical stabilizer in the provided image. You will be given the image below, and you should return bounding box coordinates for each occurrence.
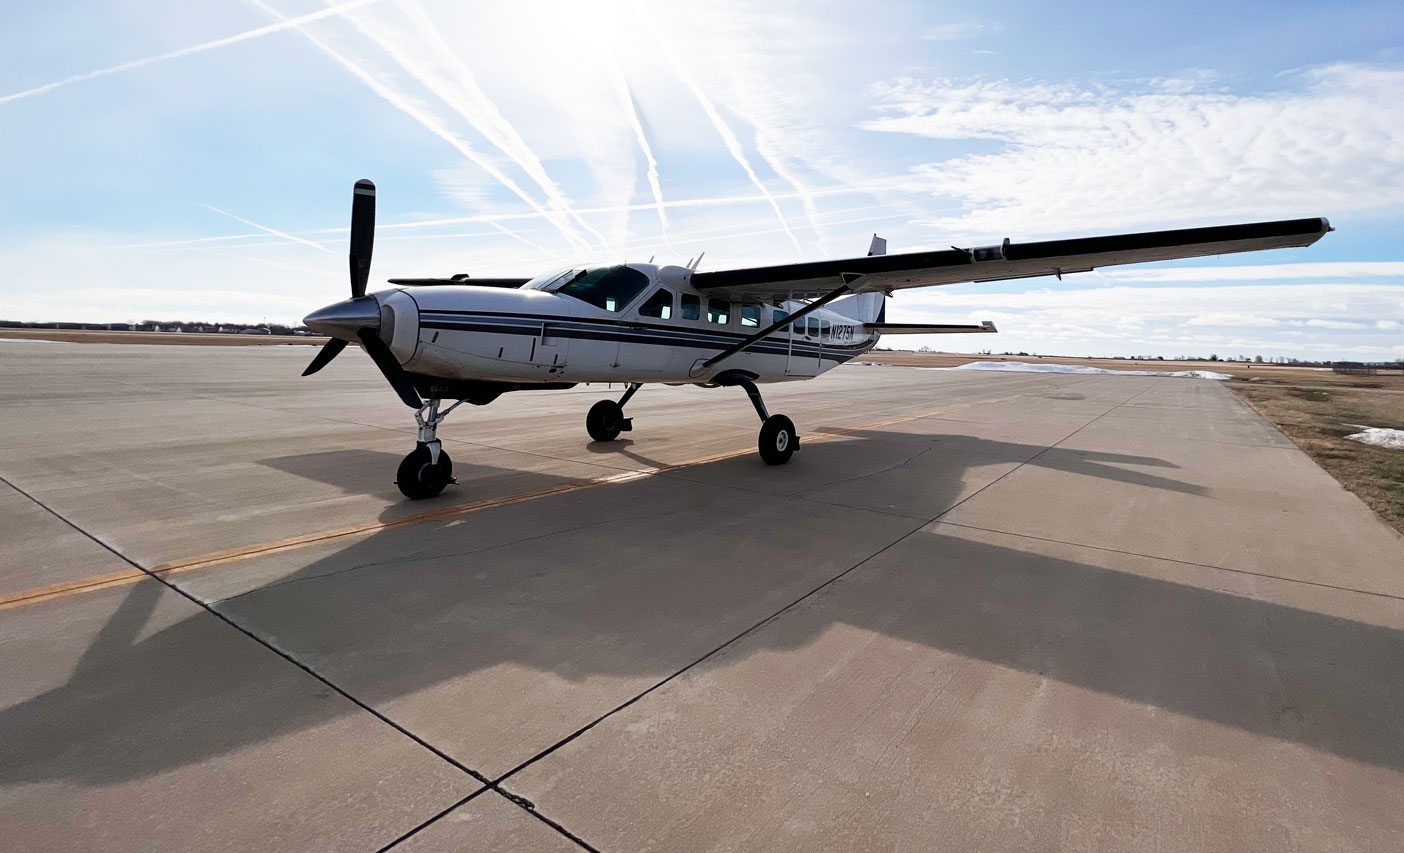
[832,234,889,323]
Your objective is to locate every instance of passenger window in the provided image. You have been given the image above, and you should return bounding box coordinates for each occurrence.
[773,309,789,328]
[638,288,673,319]
[740,304,760,328]
[681,294,701,321]
[820,320,830,338]
[807,317,819,336]
[707,298,730,325]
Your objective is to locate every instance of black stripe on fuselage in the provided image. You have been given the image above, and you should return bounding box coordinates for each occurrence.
[418,309,875,355]
[420,319,866,360]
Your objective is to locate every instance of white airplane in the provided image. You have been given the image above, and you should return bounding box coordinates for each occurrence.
[302,180,1330,499]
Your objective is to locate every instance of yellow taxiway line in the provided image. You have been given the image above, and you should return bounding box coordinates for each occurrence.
[0,393,1028,612]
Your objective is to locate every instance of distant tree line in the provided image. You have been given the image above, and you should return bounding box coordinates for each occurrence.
[0,319,310,335]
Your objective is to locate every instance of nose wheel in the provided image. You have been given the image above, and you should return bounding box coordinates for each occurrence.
[397,444,454,499]
[396,398,462,499]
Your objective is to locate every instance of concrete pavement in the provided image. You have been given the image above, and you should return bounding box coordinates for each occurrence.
[1,340,1401,850]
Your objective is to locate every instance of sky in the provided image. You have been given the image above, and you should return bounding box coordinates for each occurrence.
[2,0,1401,360]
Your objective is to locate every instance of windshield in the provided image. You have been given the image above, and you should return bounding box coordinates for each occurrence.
[521,267,576,291]
[555,265,650,312]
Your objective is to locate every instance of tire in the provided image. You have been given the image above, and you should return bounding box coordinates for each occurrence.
[396,445,453,499]
[758,414,797,465]
[586,399,624,442]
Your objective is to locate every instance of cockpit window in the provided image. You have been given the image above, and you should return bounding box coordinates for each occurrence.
[554,265,650,312]
[521,267,576,291]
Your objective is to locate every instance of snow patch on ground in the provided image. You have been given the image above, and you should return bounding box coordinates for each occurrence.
[1343,425,1404,450]
[931,361,1233,380]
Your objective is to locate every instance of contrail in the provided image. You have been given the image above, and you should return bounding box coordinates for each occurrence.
[630,1,802,255]
[249,0,595,255]
[0,0,381,105]
[354,0,610,251]
[486,220,552,255]
[201,205,333,253]
[116,183,904,250]
[603,46,673,251]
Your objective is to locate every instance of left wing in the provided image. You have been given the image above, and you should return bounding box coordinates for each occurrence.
[691,217,1330,301]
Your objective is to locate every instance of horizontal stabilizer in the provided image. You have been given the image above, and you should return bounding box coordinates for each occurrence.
[864,321,997,334]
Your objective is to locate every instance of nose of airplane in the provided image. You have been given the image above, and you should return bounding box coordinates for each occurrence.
[303,295,381,340]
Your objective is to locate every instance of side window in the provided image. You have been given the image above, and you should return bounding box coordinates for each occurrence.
[773,309,789,329]
[638,288,674,319]
[820,320,830,339]
[807,317,819,336]
[707,298,730,325]
[740,304,760,328]
[681,294,701,321]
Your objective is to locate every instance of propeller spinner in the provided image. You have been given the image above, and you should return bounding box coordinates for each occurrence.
[301,179,423,409]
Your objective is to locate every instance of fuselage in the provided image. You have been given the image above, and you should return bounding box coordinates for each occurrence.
[335,263,880,386]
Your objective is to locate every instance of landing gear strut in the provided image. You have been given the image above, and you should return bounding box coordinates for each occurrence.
[724,375,798,465]
[397,398,461,499]
[586,382,639,442]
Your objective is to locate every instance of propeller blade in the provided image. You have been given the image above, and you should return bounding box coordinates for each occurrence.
[349,179,376,298]
[301,337,348,376]
[357,328,422,409]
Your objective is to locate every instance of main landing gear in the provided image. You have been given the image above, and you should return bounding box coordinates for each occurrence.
[729,377,798,465]
[397,398,461,499]
[585,377,796,465]
[586,383,639,442]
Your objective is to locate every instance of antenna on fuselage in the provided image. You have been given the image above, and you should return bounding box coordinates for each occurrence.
[685,256,694,268]
[689,252,705,270]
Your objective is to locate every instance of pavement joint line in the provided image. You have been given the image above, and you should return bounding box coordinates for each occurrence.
[0,473,498,791]
[481,388,1124,799]
[0,393,1027,612]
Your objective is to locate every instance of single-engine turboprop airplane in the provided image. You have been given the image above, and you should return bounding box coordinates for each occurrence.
[302,179,1330,499]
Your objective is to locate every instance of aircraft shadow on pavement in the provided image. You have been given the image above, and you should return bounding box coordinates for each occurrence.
[2,428,1399,787]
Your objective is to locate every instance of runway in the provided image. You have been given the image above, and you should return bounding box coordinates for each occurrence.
[2,340,1402,851]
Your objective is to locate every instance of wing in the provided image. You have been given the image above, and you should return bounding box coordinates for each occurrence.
[386,276,529,288]
[691,217,1330,301]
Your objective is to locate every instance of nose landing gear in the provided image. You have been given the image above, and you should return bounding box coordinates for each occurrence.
[397,398,462,499]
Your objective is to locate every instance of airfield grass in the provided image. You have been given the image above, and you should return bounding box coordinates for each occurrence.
[1230,380,1404,537]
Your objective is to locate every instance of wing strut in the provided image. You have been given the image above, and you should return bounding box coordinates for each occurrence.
[699,276,859,371]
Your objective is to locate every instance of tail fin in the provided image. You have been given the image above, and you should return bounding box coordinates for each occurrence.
[831,233,888,323]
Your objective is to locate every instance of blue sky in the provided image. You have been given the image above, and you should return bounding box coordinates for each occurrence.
[2,0,1401,359]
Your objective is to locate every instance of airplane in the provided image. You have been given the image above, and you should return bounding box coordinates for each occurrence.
[301,179,1331,499]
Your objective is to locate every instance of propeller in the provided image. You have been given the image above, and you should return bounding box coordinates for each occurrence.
[300,179,423,409]
[301,337,347,376]
[358,329,423,408]
[349,178,375,298]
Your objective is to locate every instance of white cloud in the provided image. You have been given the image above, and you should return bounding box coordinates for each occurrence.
[1103,261,1404,282]
[862,65,1404,239]
[890,282,1404,359]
